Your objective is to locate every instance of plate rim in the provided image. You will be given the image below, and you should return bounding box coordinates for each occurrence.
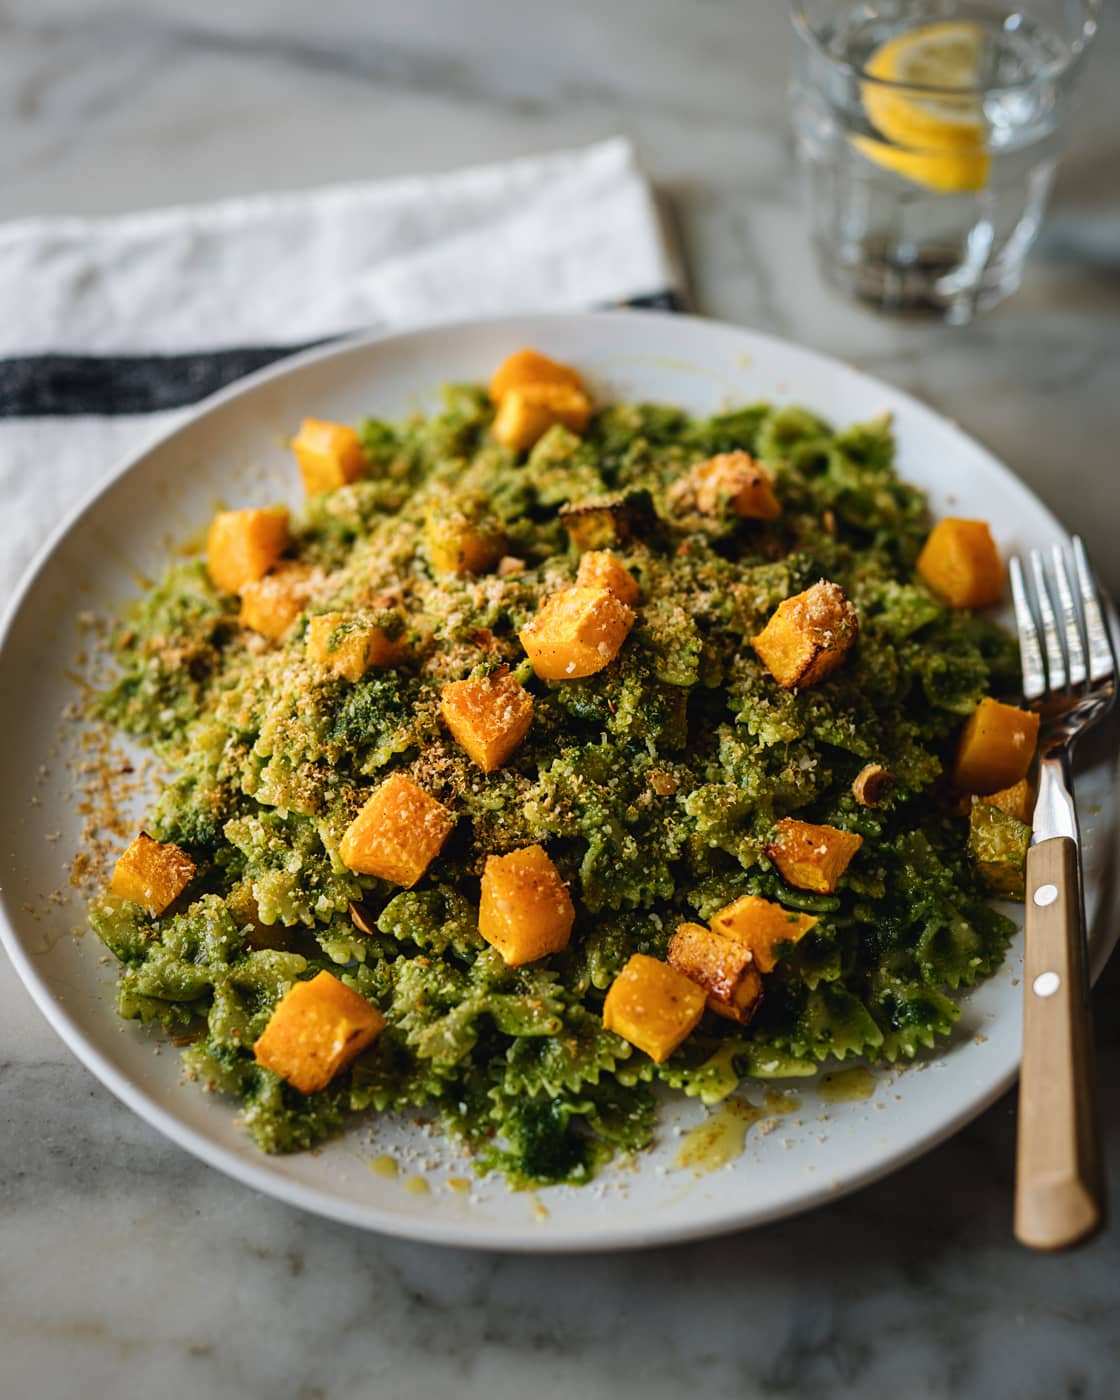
[1,307,1117,1252]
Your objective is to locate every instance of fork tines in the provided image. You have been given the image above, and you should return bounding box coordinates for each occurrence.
[1009,537,1117,702]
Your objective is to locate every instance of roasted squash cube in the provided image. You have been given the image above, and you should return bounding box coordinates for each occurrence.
[558,491,655,551]
[307,611,405,682]
[440,672,534,772]
[110,832,196,916]
[519,585,634,681]
[667,921,764,1024]
[969,798,1030,898]
[985,778,1033,825]
[291,418,367,497]
[339,773,455,886]
[575,549,640,606]
[561,505,618,552]
[767,819,863,895]
[206,507,291,595]
[489,348,584,401]
[426,494,506,576]
[709,894,820,974]
[689,452,781,521]
[752,580,858,688]
[253,970,385,1094]
[492,383,592,453]
[239,563,317,639]
[602,954,706,1063]
[478,844,575,966]
[953,697,1040,794]
[917,518,1003,609]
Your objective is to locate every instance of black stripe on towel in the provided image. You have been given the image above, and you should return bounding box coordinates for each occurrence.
[0,291,684,418]
[618,290,683,312]
[0,343,325,418]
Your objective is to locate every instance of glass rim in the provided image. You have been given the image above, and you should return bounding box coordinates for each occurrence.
[789,1,1101,96]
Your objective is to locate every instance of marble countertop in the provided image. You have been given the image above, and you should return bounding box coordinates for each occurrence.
[2,2,1118,1397]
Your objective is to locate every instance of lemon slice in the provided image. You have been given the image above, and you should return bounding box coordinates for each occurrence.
[856,21,990,193]
[848,135,990,195]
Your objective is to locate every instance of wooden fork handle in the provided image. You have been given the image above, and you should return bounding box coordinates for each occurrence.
[1014,836,1105,1251]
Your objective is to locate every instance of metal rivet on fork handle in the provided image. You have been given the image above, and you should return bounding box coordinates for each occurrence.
[1032,972,1061,998]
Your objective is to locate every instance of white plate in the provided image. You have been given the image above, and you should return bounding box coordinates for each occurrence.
[1,311,1116,1252]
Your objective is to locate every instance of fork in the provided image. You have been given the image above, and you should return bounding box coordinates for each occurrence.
[1009,537,1116,1251]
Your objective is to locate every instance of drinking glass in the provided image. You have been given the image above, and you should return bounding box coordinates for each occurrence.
[789,1,1100,322]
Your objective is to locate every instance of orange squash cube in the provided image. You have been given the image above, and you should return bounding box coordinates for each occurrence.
[917,518,1003,609]
[519,585,635,681]
[575,549,640,607]
[291,418,367,497]
[253,970,385,1094]
[339,773,456,886]
[968,798,1030,898]
[709,894,820,974]
[439,671,534,772]
[239,563,317,639]
[767,819,864,894]
[667,921,764,1024]
[559,496,644,551]
[110,832,196,916]
[984,778,1033,825]
[206,507,291,595]
[689,452,781,521]
[602,954,706,1064]
[425,495,506,576]
[489,348,585,402]
[751,580,858,689]
[953,696,1040,794]
[307,612,405,682]
[478,844,575,966]
[492,383,592,453]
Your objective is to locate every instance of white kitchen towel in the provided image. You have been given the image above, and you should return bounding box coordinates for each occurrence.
[0,137,685,601]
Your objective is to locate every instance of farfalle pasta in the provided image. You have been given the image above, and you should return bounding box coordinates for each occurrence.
[89,352,1026,1187]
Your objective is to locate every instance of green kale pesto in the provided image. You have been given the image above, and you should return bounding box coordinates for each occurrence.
[89,384,1020,1187]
